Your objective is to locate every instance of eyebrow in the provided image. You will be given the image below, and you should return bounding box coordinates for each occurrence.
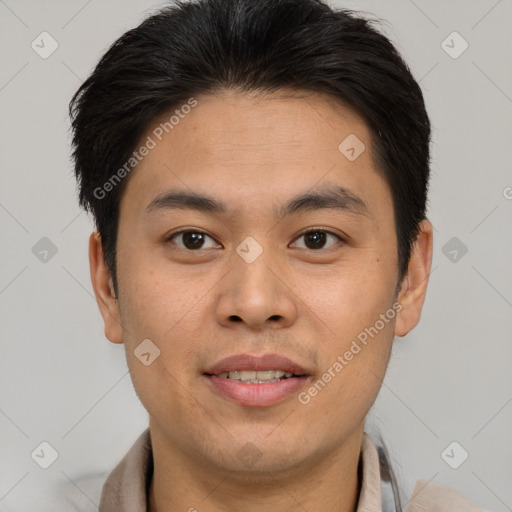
[144,184,369,219]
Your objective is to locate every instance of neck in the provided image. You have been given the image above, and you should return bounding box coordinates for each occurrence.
[147,423,364,512]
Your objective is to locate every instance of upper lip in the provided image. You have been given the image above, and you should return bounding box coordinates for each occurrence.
[204,353,310,376]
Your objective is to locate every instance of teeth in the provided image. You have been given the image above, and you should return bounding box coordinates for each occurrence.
[256,370,277,380]
[217,370,295,382]
[239,370,257,381]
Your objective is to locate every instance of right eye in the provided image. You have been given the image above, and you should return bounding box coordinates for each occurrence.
[165,229,221,251]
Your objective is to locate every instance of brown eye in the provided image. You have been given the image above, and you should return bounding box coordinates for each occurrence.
[292,230,343,250]
[167,230,220,250]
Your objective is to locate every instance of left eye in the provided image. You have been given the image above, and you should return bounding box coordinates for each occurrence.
[167,230,220,250]
[291,230,343,250]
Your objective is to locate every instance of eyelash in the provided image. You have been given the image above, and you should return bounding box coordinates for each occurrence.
[165,228,346,251]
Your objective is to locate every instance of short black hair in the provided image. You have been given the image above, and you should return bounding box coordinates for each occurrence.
[69,0,431,297]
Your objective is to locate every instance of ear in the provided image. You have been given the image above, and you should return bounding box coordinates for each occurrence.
[89,231,124,344]
[394,219,434,337]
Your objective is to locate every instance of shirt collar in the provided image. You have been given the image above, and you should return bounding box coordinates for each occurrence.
[98,428,382,512]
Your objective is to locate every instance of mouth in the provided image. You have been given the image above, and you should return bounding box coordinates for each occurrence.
[210,369,302,383]
[203,353,312,407]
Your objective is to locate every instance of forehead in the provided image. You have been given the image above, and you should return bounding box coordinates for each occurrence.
[119,89,392,223]
[158,89,371,157]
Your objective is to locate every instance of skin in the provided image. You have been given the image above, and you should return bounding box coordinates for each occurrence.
[89,89,433,512]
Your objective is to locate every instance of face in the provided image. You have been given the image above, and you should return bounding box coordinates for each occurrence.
[90,89,432,476]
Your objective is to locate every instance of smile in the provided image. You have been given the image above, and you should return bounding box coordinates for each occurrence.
[217,370,295,383]
[203,353,313,407]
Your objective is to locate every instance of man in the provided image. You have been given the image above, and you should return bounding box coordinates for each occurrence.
[66,0,487,510]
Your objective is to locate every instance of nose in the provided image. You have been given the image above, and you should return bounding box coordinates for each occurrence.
[214,243,298,331]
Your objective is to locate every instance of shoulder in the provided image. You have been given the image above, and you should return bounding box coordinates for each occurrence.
[406,479,491,512]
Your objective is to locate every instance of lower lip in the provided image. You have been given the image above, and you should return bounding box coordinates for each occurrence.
[204,375,309,407]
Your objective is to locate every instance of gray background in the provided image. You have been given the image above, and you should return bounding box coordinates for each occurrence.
[0,0,511,510]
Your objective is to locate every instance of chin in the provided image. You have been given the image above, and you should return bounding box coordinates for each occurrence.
[215,450,308,478]
[201,433,319,476]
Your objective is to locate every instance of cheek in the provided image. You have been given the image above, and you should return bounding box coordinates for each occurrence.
[296,257,396,406]
[300,314,395,432]
[296,255,397,337]
[116,264,207,427]
[117,248,207,339]
[116,252,215,390]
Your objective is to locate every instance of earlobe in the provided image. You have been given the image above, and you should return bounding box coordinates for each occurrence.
[394,219,434,337]
[88,231,124,344]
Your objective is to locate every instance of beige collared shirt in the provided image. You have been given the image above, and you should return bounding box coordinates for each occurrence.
[62,428,487,511]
